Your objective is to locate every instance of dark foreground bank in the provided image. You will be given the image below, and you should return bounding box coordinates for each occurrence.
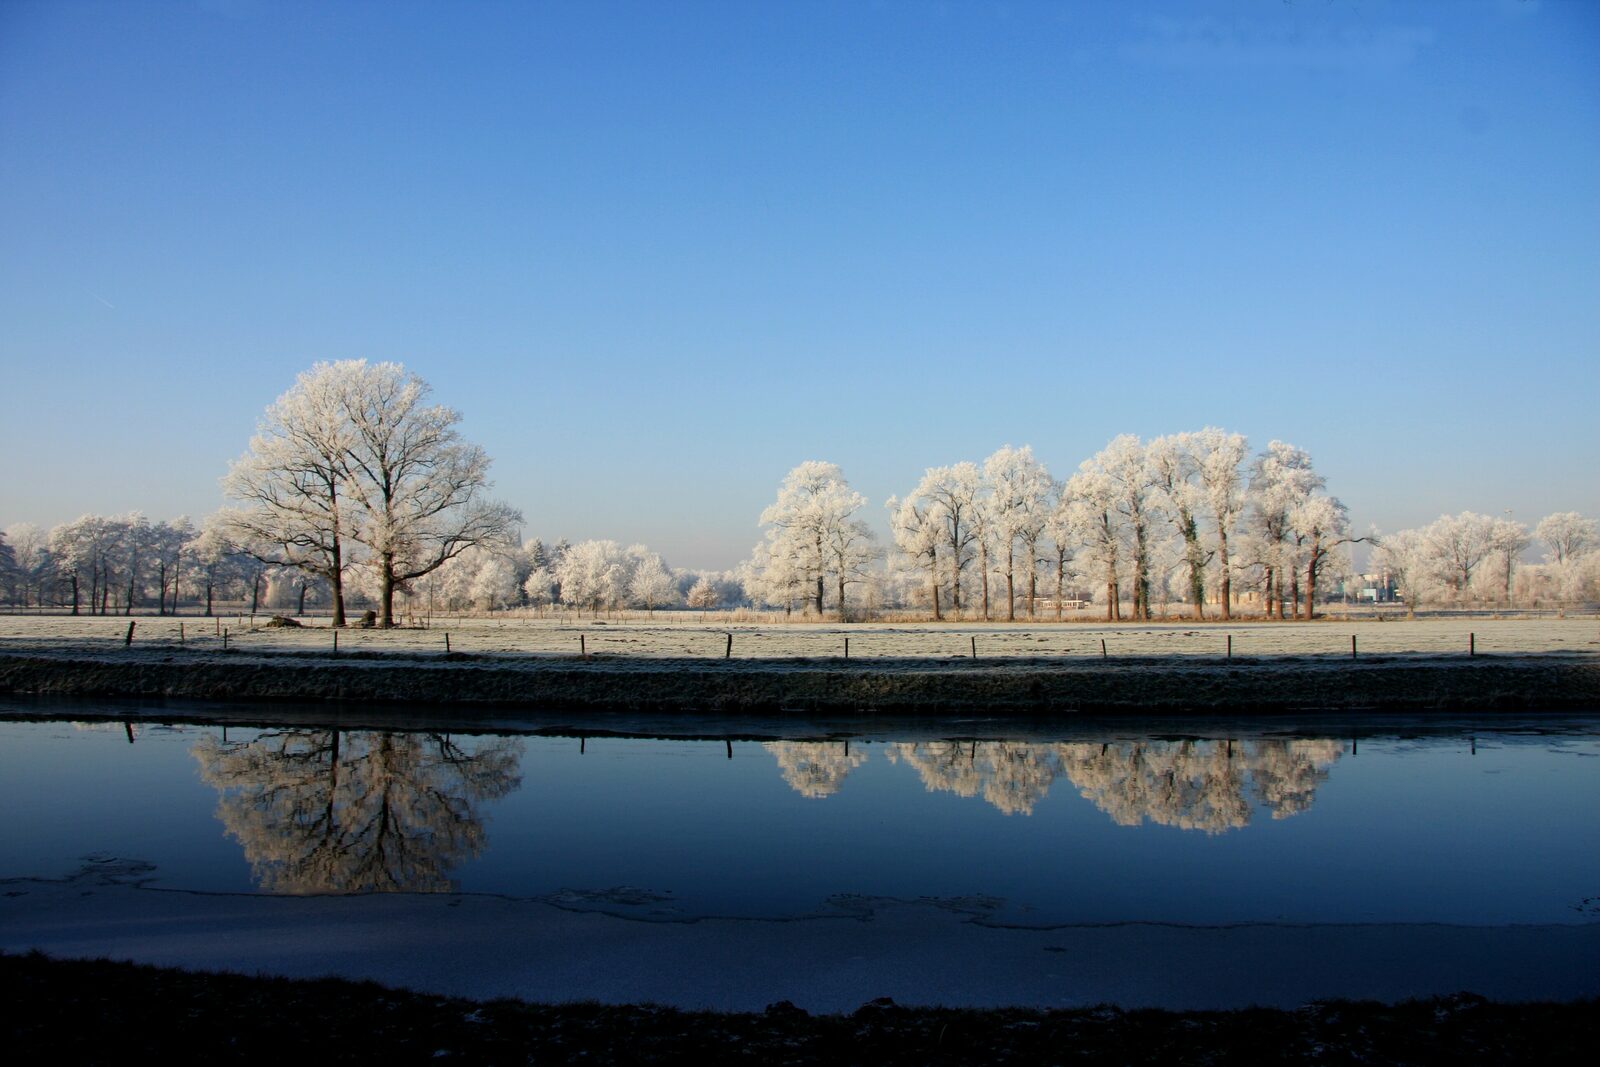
[3,649,1598,713]
[5,952,1595,1066]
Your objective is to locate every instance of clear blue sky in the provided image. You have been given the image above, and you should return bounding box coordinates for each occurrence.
[2,0,1596,569]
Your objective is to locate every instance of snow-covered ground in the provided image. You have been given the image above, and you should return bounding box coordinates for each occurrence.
[2,612,1595,660]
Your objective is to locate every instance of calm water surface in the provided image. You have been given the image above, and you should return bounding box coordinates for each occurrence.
[2,710,1596,928]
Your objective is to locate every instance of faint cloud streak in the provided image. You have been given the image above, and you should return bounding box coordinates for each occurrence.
[1121,16,1437,72]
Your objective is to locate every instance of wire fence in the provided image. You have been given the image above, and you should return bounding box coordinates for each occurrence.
[4,612,1596,661]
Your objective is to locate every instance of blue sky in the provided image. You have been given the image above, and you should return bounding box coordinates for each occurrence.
[2,0,1596,569]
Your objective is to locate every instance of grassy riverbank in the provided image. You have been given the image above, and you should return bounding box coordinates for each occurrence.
[5,951,1594,1065]
[3,617,1595,714]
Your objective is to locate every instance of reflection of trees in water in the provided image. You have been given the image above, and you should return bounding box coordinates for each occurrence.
[886,742,1061,815]
[192,730,523,893]
[763,741,867,798]
[882,739,1343,829]
[1057,739,1344,833]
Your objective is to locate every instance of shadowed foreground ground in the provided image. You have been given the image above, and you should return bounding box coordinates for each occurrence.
[5,952,1595,1065]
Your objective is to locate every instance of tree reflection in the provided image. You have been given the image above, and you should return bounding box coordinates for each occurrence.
[882,738,1343,829]
[763,741,867,798]
[886,742,1061,815]
[192,730,523,893]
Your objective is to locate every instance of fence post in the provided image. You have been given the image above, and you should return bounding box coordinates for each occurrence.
[223,628,228,650]
[1351,635,1357,659]
[124,621,135,647]
[333,629,338,654]
[445,632,451,654]
[971,636,977,659]
[725,632,733,659]
[179,622,184,645]
[580,634,587,659]
[1100,638,1107,659]
[1470,632,1475,657]
[1226,634,1231,661]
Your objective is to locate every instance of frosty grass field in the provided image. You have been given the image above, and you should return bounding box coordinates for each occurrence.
[2,612,1595,662]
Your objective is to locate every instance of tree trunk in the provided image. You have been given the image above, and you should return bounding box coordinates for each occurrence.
[1054,555,1064,621]
[981,541,991,621]
[251,574,262,614]
[1181,511,1204,620]
[205,580,214,617]
[298,581,308,615]
[837,574,846,622]
[1218,528,1233,621]
[380,553,396,627]
[1306,544,1320,622]
[69,575,80,616]
[1004,543,1013,622]
[329,538,346,627]
[949,542,962,615]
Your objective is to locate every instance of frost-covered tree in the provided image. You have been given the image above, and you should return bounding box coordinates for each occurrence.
[2,523,50,608]
[1535,512,1597,566]
[1095,436,1160,620]
[686,575,721,611]
[1042,482,1076,619]
[894,463,982,616]
[1148,433,1210,619]
[1192,428,1250,619]
[1248,442,1324,619]
[1422,511,1496,601]
[0,530,15,605]
[1488,516,1531,607]
[886,489,944,619]
[468,556,519,612]
[1293,493,1358,618]
[754,462,873,618]
[148,517,193,615]
[185,520,237,617]
[984,446,1052,620]
[627,549,679,613]
[556,539,630,614]
[1064,464,1121,621]
[49,515,117,615]
[521,566,556,610]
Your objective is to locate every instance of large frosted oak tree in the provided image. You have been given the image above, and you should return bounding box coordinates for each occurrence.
[226,361,519,628]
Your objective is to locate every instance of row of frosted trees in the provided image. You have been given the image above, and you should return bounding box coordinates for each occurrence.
[746,431,1359,621]
[0,514,289,617]
[1373,511,1599,612]
[0,518,740,620]
[743,433,1596,621]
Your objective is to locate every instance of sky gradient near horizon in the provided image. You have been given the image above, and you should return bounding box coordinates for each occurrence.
[2,0,1596,569]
